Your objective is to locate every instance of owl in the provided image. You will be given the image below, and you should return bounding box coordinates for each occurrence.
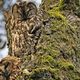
[4,0,42,57]
[0,0,42,60]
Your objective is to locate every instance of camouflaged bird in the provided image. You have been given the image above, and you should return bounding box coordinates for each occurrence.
[4,0,42,57]
[0,0,42,60]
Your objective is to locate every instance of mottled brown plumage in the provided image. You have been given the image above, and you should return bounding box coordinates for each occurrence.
[4,1,42,57]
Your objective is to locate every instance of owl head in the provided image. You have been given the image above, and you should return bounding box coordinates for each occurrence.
[10,1,37,21]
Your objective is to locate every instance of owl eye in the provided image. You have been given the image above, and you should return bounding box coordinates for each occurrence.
[26,2,37,18]
[27,2,37,11]
[20,2,37,20]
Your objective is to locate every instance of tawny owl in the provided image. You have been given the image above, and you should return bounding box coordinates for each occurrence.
[4,0,42,57]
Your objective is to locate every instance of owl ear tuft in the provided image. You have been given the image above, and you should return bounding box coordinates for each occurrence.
[11,4,18,13]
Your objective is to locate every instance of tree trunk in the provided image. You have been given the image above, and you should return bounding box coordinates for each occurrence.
[0,0,80,80]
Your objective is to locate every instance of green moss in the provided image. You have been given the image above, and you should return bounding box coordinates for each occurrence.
[29,67,61,80]
[41,42,60,58]
[41,55,53,63]
[16,0,80,80]
[44,55,53,62]
[48,9,66,20]
[59,0,64,9]
[50,20,68,32]
[49,49,60,58]
[57,59,74,70]
[47,0,66,21]
[38,54,58,68]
